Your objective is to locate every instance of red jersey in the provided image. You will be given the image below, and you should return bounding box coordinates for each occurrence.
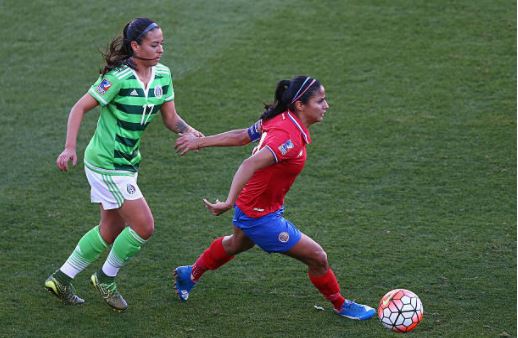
[236,111,311,218]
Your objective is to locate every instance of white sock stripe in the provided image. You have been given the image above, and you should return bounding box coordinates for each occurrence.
[70,250,92,265]
[66,255,89,270]
[107,251,125,268]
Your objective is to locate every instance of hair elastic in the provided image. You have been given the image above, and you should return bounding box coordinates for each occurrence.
[291,77,316,104]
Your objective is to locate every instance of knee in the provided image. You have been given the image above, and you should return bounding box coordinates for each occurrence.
[142,221,155,240]
[140,225,154,240]
[222,235,253,255]
[222,236,238,255]
[310,249,329,270]
[136,217,155,240]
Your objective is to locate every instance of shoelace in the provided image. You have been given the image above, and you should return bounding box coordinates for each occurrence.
[63,284,79,301]
[98,281,118,297]
[344,300,364,312]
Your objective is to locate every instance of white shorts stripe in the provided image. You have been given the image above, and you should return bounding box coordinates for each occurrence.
[102,174,124,206]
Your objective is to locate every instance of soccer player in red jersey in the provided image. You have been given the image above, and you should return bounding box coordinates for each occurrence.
[173,76,375,320]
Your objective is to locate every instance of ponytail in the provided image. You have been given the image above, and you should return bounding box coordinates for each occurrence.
[260,79,291,120]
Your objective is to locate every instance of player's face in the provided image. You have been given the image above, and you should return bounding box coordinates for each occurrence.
[134,28,164,65]
[300,85,329,125]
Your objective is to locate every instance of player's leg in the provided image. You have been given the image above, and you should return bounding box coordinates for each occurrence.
[44,205,121,305]
[285,233,375,320]
[193,226,254,280]
[284,233,343,306]
[99,197,153,277]
[98,207,126,243]
[174,226,254,302]
[91,197,153,311]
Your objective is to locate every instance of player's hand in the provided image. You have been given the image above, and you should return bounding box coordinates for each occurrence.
[56,147,77,172]
[203,198,232,216]
[189,128,204,138]
[175,133,201,156]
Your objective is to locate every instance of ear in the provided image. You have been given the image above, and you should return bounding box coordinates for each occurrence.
[294,100,304,112]
[130,40,139,53]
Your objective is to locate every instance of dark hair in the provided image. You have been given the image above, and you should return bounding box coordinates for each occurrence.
[260,76,321,120]
[101,17,159,75]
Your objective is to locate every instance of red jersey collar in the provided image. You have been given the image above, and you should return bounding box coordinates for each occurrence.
[286,110,311,144]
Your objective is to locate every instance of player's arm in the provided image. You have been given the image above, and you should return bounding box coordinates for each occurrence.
[175,119,261,156]
[175,129,251,156]
[56,93,99,172]
[160,100,203,136]
[203,147,275,216]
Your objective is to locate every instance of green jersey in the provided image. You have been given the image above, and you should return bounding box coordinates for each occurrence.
[85,63,174,173]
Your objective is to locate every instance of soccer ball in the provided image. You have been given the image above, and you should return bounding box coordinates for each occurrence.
[377,289,423,333]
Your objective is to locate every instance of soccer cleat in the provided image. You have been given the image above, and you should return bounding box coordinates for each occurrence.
[45,274,85,305]
[90,272,128,312]
[173,265,196,302]
[335,300,376,320]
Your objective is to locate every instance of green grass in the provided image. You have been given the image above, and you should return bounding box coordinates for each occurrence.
[0,0,515,337]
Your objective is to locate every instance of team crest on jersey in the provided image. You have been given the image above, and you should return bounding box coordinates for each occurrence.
[127,184,136,195]
[154,85,163,98]
[278,232,290,243]
[278,139,294,155]
[96,79,112,95]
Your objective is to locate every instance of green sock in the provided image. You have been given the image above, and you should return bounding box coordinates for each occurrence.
[101,227,147,277]
[60,225,108,278]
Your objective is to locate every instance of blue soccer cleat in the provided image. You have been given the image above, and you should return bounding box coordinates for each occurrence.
[174,265,196,302]
[335,299,376,320]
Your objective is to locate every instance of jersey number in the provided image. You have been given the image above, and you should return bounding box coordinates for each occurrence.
[140,104,155,125]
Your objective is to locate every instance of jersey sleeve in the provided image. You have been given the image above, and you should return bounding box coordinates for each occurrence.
[88,73,121,106]
[262,128,300,163]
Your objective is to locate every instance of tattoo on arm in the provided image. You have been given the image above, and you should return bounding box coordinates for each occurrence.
[176,119,189,133]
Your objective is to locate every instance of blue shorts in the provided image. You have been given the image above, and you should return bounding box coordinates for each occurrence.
[232,206,302,253]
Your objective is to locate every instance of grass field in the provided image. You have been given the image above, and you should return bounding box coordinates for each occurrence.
[0,0,515,337]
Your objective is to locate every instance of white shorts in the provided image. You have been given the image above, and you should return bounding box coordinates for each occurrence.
[84,164,143,210]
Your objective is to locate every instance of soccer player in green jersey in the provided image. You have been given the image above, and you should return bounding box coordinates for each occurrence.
[45,17,202,311]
